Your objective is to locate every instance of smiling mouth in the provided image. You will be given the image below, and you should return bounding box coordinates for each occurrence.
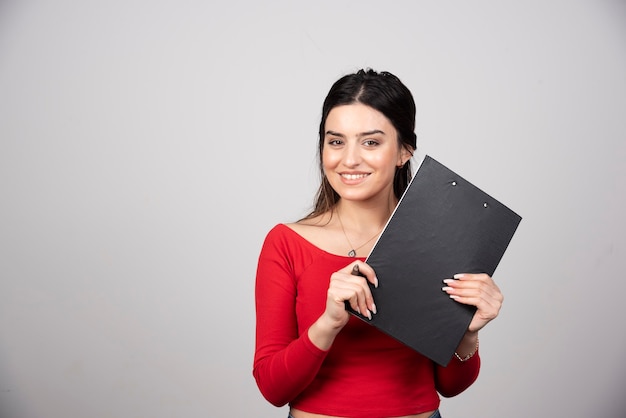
[341,173,369,180]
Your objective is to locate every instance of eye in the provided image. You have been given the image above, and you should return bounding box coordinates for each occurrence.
[327,138,343,146]
[363,139,380,147]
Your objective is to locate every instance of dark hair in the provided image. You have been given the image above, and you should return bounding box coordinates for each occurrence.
[306,68,417,219]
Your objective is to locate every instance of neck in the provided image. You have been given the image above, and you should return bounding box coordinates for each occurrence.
[333,197,395,257]
[335,197,396,230]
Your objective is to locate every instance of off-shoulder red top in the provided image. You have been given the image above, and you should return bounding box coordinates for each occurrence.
[253,224,479,418]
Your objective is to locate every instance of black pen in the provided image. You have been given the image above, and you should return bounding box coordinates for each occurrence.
[352,263,379,288]
[347,264,370,318]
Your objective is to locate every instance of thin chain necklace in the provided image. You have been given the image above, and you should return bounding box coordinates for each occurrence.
[336,210,383,257]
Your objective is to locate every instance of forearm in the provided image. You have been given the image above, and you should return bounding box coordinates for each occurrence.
[253,330,328,406]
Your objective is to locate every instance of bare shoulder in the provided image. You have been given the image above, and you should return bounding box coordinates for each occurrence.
[286,214,330,240]
[285,213,346,255]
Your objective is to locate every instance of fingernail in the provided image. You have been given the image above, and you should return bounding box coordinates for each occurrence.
[371,303,377,315]
[454,274,464,279]
[366,310,372,320]
[374,277,379,288]
[449,295,459,299]
[442,286,453,292]
[443,279,453,284]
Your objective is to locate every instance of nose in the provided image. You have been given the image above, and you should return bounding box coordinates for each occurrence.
[342,142,361,168]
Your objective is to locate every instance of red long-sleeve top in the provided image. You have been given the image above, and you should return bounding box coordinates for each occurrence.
[253,224,480,417]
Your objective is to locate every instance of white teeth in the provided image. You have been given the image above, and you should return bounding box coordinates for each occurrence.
[341,173,368,180]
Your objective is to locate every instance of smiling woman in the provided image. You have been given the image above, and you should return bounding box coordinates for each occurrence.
[252,69,504,418]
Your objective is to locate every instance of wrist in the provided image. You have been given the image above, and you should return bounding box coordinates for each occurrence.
[454,332,479,362]
[464,330,479,342]
[308,314,344,351]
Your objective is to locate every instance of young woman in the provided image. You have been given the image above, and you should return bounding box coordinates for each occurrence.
[253,69,503,418]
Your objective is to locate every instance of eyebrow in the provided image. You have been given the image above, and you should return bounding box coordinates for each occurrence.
[325,129,386,138]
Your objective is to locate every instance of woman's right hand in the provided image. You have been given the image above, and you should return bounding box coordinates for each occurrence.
[327,261,379,324]
[328,261,379,325]
[309,261,378,350]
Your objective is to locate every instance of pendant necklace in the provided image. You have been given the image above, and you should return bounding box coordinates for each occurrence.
[336,210,383,257]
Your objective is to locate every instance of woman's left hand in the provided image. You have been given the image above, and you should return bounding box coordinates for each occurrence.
[442,273,503,332]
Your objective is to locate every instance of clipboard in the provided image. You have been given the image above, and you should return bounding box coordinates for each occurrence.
[349,155,522,366]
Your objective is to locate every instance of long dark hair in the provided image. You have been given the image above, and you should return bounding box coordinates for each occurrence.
[305,69,417,219]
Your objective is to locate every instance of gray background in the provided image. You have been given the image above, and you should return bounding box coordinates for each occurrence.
[1,0,625,417]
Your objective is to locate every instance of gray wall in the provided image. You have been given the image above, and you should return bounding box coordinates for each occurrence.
[1,1,625,417]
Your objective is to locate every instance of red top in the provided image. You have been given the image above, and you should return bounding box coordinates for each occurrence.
[253,224,480,418]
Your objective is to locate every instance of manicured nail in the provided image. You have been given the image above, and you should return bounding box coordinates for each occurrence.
[366,310,372,320]
[443,279,453,284]
[374,276,379,288]
[449,295,459,299]
[454,274,464,279]
[442,286,453,292]
[371,303,377,315]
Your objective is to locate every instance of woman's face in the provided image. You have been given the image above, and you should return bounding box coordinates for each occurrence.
[322,103,410,204]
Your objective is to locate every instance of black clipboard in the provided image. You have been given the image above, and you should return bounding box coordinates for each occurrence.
[349,155,522,366]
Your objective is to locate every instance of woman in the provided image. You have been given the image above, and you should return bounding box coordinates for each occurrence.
[253,69,503,418]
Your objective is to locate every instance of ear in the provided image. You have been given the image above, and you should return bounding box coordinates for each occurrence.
[397,145,414,167]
